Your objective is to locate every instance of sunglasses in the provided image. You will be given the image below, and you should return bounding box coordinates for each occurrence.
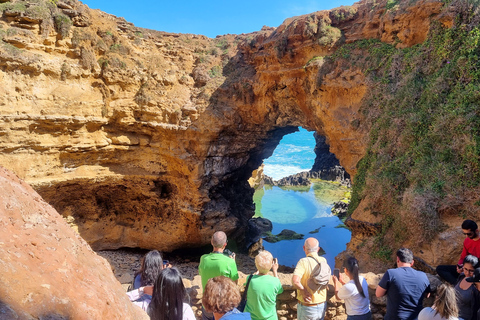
[464,267,475,273]
[463,232,474,236]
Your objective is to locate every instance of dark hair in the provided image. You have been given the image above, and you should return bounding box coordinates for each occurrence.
[136,250,163,286]
[343,257,365,298]
[396,248,413,264]
[463,255,479,268]
[462,220,478,232]
[148,268,187,320]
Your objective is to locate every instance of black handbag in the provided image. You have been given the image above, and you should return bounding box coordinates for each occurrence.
[237,274,253,312]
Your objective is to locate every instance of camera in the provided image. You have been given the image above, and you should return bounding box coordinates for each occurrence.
[223,249,234,257]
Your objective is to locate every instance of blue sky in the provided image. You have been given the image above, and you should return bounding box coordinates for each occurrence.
[81,0,357,38]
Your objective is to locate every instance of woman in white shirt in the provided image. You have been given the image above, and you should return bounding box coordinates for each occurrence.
[333,257,371,320]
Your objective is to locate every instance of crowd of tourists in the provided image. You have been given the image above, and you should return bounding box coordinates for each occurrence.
[125,219,480,320]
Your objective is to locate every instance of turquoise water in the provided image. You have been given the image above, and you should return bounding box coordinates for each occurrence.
[256,128,351,268]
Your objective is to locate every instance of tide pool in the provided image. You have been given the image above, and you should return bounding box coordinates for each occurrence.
[253,182,351,269]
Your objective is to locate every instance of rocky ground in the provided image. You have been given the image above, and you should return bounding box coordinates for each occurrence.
[97,248,261,291]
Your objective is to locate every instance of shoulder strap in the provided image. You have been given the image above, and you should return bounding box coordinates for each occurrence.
[242,274,254,301]
[308,256,321,265]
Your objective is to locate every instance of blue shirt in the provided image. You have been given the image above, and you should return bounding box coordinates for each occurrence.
[220,308,252,320]
[378,267,430,320]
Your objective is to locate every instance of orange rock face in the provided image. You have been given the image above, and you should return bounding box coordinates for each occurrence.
[0,166,148,319]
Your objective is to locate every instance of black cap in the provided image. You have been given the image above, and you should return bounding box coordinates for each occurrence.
[466,267,480,283]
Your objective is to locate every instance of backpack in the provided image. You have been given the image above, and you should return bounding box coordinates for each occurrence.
[306,256,331,292]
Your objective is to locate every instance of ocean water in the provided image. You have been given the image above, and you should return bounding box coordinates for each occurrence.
[255,128,351,269]
[263,128,316,180]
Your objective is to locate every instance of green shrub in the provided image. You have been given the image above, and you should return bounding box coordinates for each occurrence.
[304,56,324,68]
[109,57,126,69]
[54,13,72,39]
[318,24,341,47]
[0,2,26,14]
[109,43,129,55]
[208,65,222,78]
[72,30,96,48]
[25,5,51,20]
[97,57,109,68]
[95,39,107,53]
[330,6,357,22]
[386,0,399,10]
[0,41,22,57]
[215,38,229,50]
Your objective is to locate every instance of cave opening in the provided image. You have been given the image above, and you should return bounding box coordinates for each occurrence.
[250,127,352,268]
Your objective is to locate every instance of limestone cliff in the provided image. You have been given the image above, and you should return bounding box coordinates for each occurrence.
[0,166,148,319]
[1,0,478,273]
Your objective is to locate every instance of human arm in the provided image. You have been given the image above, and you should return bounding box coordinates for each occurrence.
[376,285,387,297]
[272,258,279,278]
[376,272,389,297]
[333,276,342,300]
[292,275,312,303]
[333,273,349,300]
[229,259,239,284]
[126,286,153,301]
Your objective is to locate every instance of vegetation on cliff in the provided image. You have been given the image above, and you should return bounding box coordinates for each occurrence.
[341,0,480,260]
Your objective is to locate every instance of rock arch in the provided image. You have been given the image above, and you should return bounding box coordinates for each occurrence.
[0,0,452,259]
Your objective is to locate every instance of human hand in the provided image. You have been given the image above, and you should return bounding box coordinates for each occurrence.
[230,252,236,260]
[303,289,313,303]
[272,258,279,272]
[457,264,463,274]
[339,272,349,285]
[143,286,153,295]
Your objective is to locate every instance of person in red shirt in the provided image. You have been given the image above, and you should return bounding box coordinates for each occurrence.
[436,220,480,284]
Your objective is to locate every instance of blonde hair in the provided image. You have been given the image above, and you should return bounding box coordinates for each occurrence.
[202,276,241,314]
[255,250,273,274]
[434,284,458,319]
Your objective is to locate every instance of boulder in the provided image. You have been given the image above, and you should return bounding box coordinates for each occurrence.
[0,167,148,320]
[264,229,304,243]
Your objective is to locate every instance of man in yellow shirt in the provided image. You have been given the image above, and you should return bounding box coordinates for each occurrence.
[292,238,329,320]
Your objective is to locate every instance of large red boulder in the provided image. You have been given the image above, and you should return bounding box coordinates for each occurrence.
[0,167,148,319]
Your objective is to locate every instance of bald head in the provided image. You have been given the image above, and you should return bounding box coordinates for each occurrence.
[211,231,227,249]
[304,237,319,253]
